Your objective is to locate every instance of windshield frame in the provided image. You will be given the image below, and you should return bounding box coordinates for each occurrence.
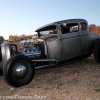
[38,25,58,38]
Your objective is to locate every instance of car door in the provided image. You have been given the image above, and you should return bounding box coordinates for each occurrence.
[47,39,63,61]
[60,23,82,60]
[80,22,94,55]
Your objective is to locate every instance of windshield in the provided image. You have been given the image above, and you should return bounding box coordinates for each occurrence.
[39,26,57,37]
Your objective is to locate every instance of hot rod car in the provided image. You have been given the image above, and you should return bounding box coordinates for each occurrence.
[1,19,100,87]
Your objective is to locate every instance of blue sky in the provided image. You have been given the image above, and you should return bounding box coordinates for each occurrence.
[0,0,100,39]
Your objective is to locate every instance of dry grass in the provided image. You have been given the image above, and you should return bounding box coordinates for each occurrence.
[0,57,100,100]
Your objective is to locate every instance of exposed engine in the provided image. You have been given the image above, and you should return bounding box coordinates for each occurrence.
[18,39,45,59]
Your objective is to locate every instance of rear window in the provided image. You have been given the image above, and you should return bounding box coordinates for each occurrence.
[80,22,87,31]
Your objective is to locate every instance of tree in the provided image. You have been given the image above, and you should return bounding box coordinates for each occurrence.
[95,26,100,34]
[89,24,96,33]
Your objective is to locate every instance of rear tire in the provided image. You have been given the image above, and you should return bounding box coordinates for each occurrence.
[3,55,35,87]
[0,61,3,75]
[94,40,100,63]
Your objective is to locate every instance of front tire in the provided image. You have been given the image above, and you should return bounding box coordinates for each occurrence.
[3,55,35,87]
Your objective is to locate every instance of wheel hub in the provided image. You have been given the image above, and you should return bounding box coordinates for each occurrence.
[13,64,27,79]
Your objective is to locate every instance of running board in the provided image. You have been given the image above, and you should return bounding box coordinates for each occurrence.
[35,64,56,69]
[32,59,57,62]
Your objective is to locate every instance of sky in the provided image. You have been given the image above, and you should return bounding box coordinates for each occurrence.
[0,0,100,39]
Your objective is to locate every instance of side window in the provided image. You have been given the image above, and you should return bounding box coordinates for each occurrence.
[61,23,79,34]
[80,22,87,31]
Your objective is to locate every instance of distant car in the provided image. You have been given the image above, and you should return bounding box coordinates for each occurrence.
[0,36,5,73]
[0,42,2,60]
[1,19,100,87]
[0,36,4,58]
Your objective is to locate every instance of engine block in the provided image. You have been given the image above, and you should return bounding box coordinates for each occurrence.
[20,48,41,58]
[18,39,42,59]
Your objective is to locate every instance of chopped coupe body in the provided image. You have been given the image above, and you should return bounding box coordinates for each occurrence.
[35,19,100,61]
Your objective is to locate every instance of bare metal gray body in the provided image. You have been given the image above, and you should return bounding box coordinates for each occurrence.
[1,19,100,65]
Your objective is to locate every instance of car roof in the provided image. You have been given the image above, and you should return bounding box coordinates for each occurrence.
[35,19,87,32]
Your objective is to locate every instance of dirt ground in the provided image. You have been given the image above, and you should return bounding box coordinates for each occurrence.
[0,57,100,100]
